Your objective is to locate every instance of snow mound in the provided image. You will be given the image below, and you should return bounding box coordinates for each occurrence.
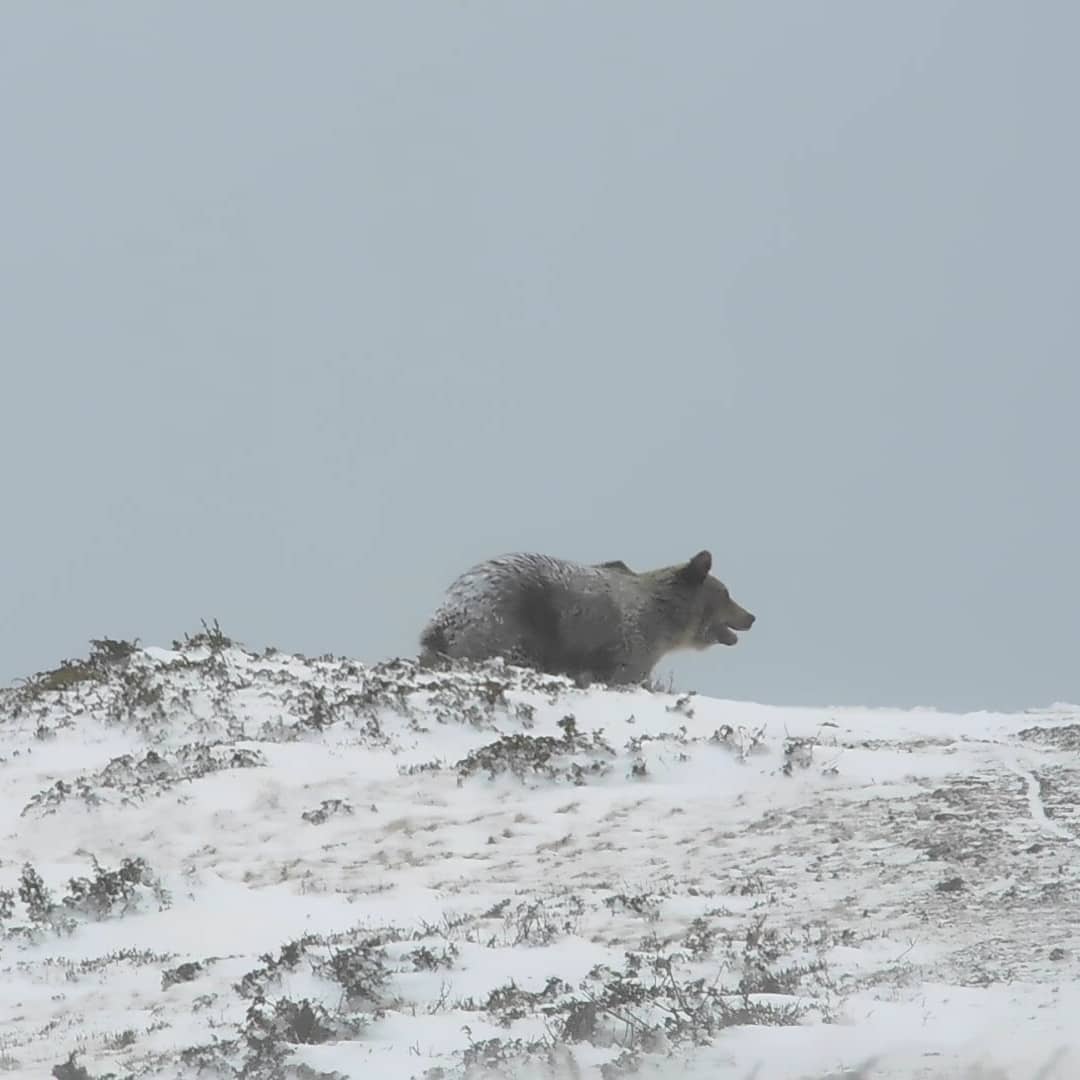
[1,630,1078,1079]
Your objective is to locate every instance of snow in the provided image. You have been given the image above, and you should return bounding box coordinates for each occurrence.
[1,638,1078,1079]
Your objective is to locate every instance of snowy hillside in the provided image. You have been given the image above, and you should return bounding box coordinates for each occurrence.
[1,628,1078,1080]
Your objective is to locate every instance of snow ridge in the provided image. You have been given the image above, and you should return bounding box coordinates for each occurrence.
[1,633,1078,1079]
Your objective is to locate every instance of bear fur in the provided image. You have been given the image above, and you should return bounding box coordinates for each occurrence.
[419,549,755,686]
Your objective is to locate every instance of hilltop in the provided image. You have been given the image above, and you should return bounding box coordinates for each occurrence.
[1,627,1077,1079]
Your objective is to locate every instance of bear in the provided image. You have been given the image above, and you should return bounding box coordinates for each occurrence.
[419,548,755,686]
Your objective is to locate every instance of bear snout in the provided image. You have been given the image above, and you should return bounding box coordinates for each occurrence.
[727,606,755,631]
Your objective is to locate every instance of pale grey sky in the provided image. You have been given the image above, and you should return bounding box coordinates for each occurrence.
[3,2,1077,712]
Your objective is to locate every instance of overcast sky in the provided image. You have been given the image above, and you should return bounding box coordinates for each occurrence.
[3,2,1077,713]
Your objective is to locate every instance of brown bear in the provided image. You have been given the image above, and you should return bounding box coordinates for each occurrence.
[419,549,754,686]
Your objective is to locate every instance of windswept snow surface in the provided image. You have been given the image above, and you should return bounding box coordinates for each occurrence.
[1,637,1078,1079]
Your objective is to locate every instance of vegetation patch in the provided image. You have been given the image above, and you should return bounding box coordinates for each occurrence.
[11,637,139,710]
[2,858,169,940]
[22,743,266,816]
[456,715,615,785]
[162,960,209,990]
[1018,724,1080,751]
[301,798,354,825]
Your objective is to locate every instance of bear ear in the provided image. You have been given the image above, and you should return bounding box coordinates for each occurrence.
[678,550,712,585]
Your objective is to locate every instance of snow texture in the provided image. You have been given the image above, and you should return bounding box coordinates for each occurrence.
[1,632,1078,1079]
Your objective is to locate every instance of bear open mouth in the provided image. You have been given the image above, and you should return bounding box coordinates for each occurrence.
[717,625,738,646]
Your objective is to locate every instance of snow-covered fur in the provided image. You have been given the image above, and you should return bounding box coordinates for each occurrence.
[419,549,755,686]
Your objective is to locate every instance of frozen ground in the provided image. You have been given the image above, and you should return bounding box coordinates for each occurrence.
[1,628,1078,1080]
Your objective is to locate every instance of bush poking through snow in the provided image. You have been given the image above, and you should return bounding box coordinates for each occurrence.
[241,995,358,1064]
[504,894,586,946]
[455,715,615,785]
[312,940,391,1007]
[459,1034,553,1075]
[783,735,817,774]
[565,949,808,1056]
[483,977,572,1026]
[710,722,768,760]
[62,855,170,920]
[409,943,459,972]
[300,798,354,825]
[161,960,206,990]
[172,618,234,653]
[50,1051,95,1080]
[7,856,171,940]
[18,864,57,927]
